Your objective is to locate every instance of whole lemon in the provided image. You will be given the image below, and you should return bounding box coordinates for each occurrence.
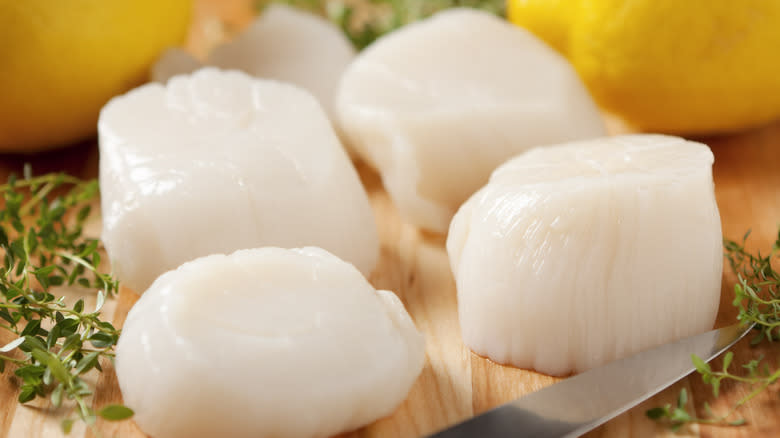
[0,0,191,152]
[509,0,780,134]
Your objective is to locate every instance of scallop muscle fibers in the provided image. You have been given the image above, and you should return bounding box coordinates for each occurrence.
[116,247,425,438]
[336,8,605,233]
[447,135,722,376]
[99,68,378,293]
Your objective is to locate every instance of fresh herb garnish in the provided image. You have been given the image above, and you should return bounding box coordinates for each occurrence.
[648,226,780,429]
[726,229,780,341]
[264,0,506,49]
[645,387,747,431]
[0,167,131,433]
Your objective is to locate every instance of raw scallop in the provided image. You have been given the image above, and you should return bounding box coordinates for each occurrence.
[336,8,605,233]
[151,48,201,83]
[152,4,355,120]
[116,247,425,438]
[447,135,722,375]
[99,68,378,293]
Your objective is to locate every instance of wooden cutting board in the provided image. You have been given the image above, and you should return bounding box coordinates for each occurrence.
[1,1,779,437]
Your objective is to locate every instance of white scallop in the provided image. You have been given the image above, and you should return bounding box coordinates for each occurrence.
[336,8,605,233]
[151,48,202,83]
[116,247,425,438]
[208,4,355,120]
[153,4,356,122]
[447,135,722,375]
[99,68,378,293]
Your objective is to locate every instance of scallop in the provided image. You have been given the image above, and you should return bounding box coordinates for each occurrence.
[99,68,378,293]
[336,8,605,233]
[116,247,425,438]
[152,4,355,121]
[447,135,722,375]
[151,48,201,83]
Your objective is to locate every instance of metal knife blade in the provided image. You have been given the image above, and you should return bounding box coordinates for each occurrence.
[427,323,753,438]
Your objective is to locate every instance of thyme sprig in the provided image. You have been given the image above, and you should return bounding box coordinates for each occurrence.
[648,226,780,430]
[646,355,780,430]
[268,0,506,49]
[727,229,780,342]
[0,168,131,433]
[646,387,746,431]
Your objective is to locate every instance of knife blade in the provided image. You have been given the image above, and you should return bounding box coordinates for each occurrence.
[427,323,753,438]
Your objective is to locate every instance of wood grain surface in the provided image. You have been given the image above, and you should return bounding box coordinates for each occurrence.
[1,1,779,437]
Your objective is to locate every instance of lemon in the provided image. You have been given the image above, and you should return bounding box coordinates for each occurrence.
[509,0,780,134]
[0,0,191,152]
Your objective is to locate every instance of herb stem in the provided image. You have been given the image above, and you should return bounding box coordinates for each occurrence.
[0,353,27,366]
[0,303,22,309]
[0,174,84,192]
[19,181,57,217]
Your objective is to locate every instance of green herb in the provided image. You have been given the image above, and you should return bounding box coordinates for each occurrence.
[726,229,780,342]
[647,354,777,429]
[645,388,719,432]
[261,0,506,49]
[0,168,131,433]
[647,226,780,430]
[98,404,135,421]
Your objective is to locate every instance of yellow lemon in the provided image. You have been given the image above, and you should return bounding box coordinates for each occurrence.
[0,0,192,152]
[509,0,780,134]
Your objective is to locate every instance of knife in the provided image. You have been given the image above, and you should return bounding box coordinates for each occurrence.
[427,322,753,438]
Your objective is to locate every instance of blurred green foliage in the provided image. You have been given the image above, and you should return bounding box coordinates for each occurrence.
[257,0,506,49]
